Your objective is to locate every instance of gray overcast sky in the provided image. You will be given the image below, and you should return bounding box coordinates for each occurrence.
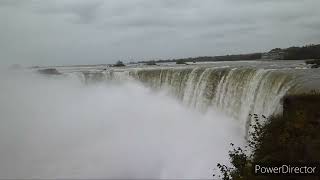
[1,0,320,66]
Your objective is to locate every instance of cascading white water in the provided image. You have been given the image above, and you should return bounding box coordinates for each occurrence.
[182,68,203,106]
[79,66,299,133]
[213,68,297,132]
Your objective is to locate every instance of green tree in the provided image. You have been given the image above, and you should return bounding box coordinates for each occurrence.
[113,60,125,67]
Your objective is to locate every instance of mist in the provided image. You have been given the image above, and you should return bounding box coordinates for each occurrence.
[0,71,244,179]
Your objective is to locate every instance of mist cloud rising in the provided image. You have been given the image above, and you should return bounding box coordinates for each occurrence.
[0,0,319,66]
[0,71,243,179]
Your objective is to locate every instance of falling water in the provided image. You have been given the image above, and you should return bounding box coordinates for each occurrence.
[76,66,300,132]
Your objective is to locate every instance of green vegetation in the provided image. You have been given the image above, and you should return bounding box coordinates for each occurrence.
[216,92,320,180]
[133,43,320,64]
[145,60,157,65]
[214,53,262,61]
[113,60,126,67]
[176,59,186,64]
[283,44,320,60]
[37,68,61,75]
[138,53,262,64]
[214,114,264,180]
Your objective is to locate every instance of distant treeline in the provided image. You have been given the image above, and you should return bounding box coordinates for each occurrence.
[282,44,320,60]
[138,53,262,64]
[136,43,320,65]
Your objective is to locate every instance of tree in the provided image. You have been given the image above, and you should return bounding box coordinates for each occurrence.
[145,60,157,65]
[113,60,125,67]
[176,59,186,64]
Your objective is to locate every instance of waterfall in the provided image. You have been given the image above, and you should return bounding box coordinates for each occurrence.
[67,66,300,131]
[212,68,297,132]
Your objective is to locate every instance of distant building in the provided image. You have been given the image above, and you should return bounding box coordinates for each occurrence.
[262,48,285,60]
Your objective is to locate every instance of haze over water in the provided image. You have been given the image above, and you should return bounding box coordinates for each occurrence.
[0,71,244,179]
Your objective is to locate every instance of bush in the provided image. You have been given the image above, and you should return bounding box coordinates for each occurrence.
[113,60,125,67]
[215,92,320,180]
[283,44,320,60]
[145,61,157,65]
[176,59,186,64]
[214,114,265,180]
[37,68,61,75]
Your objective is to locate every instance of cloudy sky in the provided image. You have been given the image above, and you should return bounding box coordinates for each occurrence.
[1,0,320,66]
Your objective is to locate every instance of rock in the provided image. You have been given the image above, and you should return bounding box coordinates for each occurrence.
[311,64,320,68]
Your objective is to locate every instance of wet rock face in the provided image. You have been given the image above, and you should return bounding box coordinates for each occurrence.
[37,68,61,75]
